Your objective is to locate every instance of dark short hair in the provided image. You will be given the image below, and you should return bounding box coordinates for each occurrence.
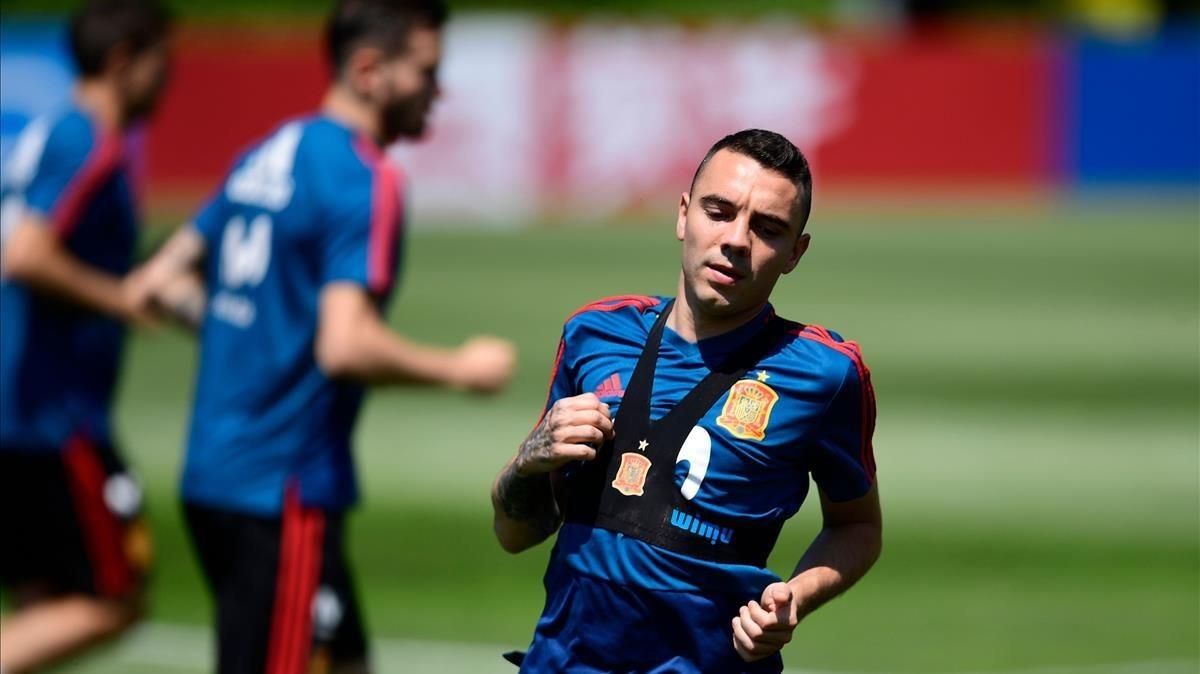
[69,0,172,78]
[690,129,814,232]
[325,0,448,75]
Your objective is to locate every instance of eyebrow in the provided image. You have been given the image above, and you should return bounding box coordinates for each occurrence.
[699,194,793,232]
[752,211,792,232]
[699,195,736,211]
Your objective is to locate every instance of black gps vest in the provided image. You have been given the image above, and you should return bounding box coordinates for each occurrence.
[562,300,789,568]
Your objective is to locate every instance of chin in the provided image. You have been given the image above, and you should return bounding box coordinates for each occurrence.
[692,284,739,312]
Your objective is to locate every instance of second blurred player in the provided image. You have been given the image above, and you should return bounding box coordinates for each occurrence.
[130,1,515,672]
[0,1,172,671]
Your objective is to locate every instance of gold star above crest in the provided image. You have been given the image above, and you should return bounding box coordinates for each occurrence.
[756,370,770,382]
[638,439,649,451]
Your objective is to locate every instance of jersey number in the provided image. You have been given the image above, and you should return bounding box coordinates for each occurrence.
[220,214,272,289]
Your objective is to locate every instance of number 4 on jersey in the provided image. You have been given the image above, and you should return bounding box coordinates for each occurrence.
[220,214,271,289]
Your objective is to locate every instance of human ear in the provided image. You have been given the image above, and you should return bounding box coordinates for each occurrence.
[343,46,386,99]
[782,232,810,274]
[676,192,689,242]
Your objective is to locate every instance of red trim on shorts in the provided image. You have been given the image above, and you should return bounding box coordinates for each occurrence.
[51,133,122,238]
[792,325,878,480]
[61,434,135,597]
[352,136,403,295]
[266,484,326,674]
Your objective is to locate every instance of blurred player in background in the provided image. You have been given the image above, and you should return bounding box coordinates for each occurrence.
[128,1,515,672]
[492,130,882,673]
[0,1,172,671]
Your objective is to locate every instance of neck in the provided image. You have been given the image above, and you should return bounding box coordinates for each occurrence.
[322,85,381,145]
[75,79,123,132]
[668,273,769,343]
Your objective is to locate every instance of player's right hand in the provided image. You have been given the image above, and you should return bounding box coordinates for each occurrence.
[452,336,517,394]
[515,393,613,476]
[119,269,162,329]
[122,264,155,314]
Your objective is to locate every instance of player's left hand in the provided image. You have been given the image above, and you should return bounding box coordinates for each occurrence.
[731,582,800,662]
[451,336,517,394]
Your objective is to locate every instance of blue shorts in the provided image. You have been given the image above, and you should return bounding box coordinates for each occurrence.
[521,567,784,674]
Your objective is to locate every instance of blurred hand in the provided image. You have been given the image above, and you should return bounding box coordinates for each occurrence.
[514,393,613,476]
[122,264,156,315]
[122,260,183,326]
[119,269,161,329]
[123,227,208,329]
[731,582,800,662]
[154,270,206,329]
[451,336,516,394]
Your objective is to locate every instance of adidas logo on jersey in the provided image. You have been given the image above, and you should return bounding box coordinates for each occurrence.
[226,122,301,211]
[595,373,624,400]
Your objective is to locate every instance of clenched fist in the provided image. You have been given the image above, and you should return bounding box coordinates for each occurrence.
[450,336,516,394]
[515,393,614,476]
[731,582,799,662]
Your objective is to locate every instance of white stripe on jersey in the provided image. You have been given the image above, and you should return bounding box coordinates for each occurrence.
[0,116,51,248]
[225,121,303,211]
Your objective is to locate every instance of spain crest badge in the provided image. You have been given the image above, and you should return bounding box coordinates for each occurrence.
[611,452,652,496]
[716,379,779,441]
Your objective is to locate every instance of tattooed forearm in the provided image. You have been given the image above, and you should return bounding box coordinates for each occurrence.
[515,420,557,472]
[494,427,562,535]
[496,466,559,536]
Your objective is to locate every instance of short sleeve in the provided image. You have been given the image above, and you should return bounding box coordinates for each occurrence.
[320,152,402,296]
[190,137,276,248]
[810,355,877,502]
[22,117,121,238]
[191,188,229,247]
[320,187,371,289]
[532,326,580,427]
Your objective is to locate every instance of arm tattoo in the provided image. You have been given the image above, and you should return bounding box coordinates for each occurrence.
[496,427,562,536]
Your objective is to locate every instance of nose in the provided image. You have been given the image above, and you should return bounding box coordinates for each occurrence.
[719,216,752,257]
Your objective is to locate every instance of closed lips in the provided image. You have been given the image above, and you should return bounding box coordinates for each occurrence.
[706,262,745,280]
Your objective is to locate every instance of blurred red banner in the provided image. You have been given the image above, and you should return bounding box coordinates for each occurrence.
[145,21,1057,220]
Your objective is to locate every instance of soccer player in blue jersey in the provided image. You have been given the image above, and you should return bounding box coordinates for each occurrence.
[128,1,514,672]
[492,130,882,673]
[0,2,171,671]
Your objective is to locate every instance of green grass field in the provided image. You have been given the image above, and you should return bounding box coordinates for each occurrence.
[50,203,1199,673]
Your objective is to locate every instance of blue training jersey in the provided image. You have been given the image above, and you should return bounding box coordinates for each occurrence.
[181,115,404,515]
[0,107,138,452]
[522,295,877,674]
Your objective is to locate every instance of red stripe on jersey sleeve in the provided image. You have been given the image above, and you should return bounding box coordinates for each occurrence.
[565,294,659,323]
[353,136,404,295]
[368,161,402,293]
[530,295,658,431]
[51,133,123,238]
[792,325,878,481]
[534,337,568,427]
